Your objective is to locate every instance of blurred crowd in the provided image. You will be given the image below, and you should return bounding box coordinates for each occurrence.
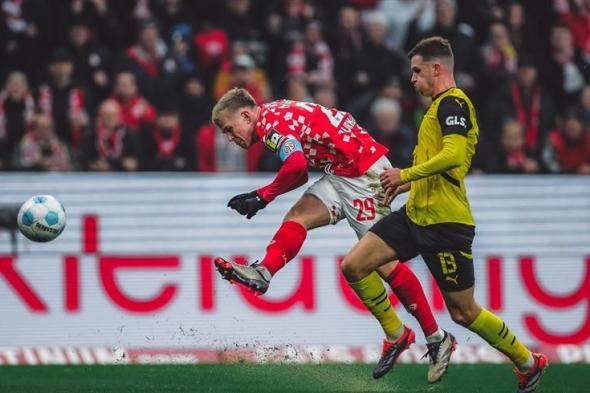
[1,0,589,174]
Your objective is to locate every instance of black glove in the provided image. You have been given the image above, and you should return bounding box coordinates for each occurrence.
[227,191,269,219]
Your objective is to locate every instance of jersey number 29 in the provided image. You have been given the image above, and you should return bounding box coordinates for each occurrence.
[353,198,376,221]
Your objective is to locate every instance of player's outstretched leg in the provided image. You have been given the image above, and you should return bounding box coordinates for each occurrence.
[214,257,271,295]
[215,220,307,294]
[382,262,455,383]
[513,353,548,393]
[422,330,457,383]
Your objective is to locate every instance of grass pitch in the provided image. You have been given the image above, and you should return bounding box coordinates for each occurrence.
[0,363,587,393]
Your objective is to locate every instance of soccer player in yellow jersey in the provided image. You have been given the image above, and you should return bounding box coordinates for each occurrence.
[341,37,548,392]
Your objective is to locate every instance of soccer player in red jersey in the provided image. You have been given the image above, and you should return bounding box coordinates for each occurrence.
[211,87,456,382]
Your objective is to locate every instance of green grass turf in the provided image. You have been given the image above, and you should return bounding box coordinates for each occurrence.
[0,364,587,393]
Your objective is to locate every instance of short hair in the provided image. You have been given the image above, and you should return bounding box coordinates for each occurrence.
[371,98,401,119]
[407,36,454,66]
[211,88,257,127]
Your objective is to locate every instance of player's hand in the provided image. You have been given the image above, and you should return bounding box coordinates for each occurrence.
[380,168,404,190]
[382,183,410,206]
[227,191,269,219]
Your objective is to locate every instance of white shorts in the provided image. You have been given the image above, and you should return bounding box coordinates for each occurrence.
[305,155,393,238]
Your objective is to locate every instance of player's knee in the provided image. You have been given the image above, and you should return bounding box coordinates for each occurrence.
[448,304,479,326]
[283,210,318,230]
[341,255,365,282]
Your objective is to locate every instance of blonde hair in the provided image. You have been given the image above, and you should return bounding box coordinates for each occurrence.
[211,88,257,128]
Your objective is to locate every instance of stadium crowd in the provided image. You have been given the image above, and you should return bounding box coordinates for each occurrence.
[0,0,589,174]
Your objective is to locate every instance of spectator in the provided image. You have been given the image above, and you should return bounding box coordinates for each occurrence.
[377,0,435,50]
[286,20,334,91]
[377,77,412,117]
[260,0,314,96]
[481,21,518,92]
[65,17,113,102]
[90,0,136,51]
[178,73,211,170]
[111,71,157,131]
[285,75,312,102]
[151,0,196,46]
[13,112,72,171]
[331,6,365,105]
[123,18,166,102]
[196,122,265,172]
[313,85,337,109]
[160,24,197,96]
[487,118,540,174]
[558,0,590,59]
[540,22,589,109]
[546,107,590,174]
[579,84,590,124]
[0,0,588,175]
[0,71,35,169]
[406,0,480,96]
[193,21,230,80]
[0,0,51,81]
[356,11,406,96]
[345,12,407,119]
[219,0,258,42]
[213,54,270,103]
[278,0,318,40]
[485,54,556,165]
[37,48,89,149]
[505,1,541,55]
[81,98,141,171]
[410,92,431,134]
[368,97,414,168]
[143,106,186,171]
[179,73,211,135]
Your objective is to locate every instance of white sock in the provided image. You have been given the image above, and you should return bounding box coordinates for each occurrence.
[425,328,445,343]
[518,354,535,372]
[385,325,405,341]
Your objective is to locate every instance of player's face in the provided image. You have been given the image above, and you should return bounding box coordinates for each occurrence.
[410,55,435,97]
[218,109,256,149]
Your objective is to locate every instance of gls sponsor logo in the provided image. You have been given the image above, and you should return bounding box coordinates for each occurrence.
[445,115,467,128]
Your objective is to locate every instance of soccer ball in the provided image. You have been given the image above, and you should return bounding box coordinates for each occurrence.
[17,195,66,242]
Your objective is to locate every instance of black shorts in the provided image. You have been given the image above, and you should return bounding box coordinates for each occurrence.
[369,205,475,292]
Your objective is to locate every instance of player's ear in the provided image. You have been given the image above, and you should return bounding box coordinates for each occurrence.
[433,62,441,77]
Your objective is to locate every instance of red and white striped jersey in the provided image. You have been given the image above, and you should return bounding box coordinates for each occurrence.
[255,100,388,177]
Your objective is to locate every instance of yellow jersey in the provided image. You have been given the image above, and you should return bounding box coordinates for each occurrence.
[400,87,479,226]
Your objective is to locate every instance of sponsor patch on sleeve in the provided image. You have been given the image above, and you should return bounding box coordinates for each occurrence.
[278,137,303,161]
[263,130,286,152]
[437,95,471,136]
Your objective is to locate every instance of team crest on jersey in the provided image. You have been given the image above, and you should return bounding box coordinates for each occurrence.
[264,130,285,152]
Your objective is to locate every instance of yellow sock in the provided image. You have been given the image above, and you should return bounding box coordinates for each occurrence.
[349,271,404,340]
[468,308,531,368]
